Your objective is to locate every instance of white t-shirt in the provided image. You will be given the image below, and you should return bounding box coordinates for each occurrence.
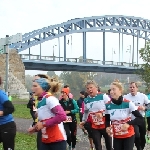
[124,92,149,119]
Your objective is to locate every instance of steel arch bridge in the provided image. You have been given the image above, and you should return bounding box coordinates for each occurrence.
[10,15,149,73]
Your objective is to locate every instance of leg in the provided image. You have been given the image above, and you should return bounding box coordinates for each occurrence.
[69,121,77,149]
[1,122,16,150]
[123,135,135,150]
[91,128,102,150]
[147,117,150,135]
[37,130,42,150]
[133,125,141,150]
[79,112,83,122]
[40,141,66,150]
[101,129,112,150]
[139,119,146,149]
[63,123,72,147]
[113,138,123,150]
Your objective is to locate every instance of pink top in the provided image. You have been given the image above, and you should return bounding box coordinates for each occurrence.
[45,105,66,127]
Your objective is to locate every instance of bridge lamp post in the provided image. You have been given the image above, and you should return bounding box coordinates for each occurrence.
[53,44,57,61]
[126,45,131,64]
[0,34,22,94]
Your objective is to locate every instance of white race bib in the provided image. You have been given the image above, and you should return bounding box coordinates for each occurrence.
[65,116,72,122]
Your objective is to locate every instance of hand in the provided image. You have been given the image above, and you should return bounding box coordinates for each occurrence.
[65,111,71,114]
[0,111,3,116]
[95,112,103,119]
[35,122,44,131]
[121,123,130,131]
[139,106,145,111]
[79,121,85,129]
[106,127,113,137]
[28,126,36,134]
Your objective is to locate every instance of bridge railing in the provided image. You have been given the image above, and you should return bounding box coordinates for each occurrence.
[19,54,142,68]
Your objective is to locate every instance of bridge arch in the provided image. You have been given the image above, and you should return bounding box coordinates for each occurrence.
[11,15,150,53]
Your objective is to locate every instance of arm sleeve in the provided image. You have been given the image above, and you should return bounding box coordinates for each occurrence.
[71,99,79,114]
[105,114,111,127]
[45,96,66,127]
[3,101,15,115]
[127,101,143,125]
[0,91,15,115]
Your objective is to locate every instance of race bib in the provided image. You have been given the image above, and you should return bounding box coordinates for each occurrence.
[113,124,128,135]
[65,116,72,122]
[90,114,104,125]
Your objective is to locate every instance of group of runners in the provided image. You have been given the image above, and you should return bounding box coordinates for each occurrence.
[27,74,150,150]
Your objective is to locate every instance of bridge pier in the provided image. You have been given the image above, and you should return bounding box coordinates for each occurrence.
[83,32,86,62]
[137,31,139,64]
[103,31,105,64]
[64,35,66,61]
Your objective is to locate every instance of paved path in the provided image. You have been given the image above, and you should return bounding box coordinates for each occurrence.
[14,117,150,150]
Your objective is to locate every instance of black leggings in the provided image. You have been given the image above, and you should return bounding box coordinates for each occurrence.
[79,112,83,122]
[63,121,77,148]
[40,140,66,150]
[37,130,42,150]
[30,110,36,126]
[147,117,150,131]
[134,118,146,150]
[113,135,135,150]
[0,121,16,150]
[91,128,112,150]
[84,122,93,138]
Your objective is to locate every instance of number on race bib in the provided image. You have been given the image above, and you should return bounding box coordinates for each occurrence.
[113,124,128,135]
[65,116,72,122]
[90,114,104,125]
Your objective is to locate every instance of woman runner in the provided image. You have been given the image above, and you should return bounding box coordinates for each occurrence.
[28,76,67,150]
[80,80,112,150]
[105,80,143,150]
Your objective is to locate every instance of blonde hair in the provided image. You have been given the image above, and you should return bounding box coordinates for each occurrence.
[130,82,138,88]
[85,80,98,88]
[36,74,61,94]
[111,79,123,92]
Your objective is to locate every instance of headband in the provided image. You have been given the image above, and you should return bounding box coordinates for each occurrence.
[35,78,51,91]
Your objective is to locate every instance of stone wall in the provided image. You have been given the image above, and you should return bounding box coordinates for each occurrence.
[0,49,29,99]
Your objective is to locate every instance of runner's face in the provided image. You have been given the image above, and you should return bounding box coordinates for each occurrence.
[110,84,122,99]
[129,83,138,95]
[86,84,97,97]
[32,82,44,97]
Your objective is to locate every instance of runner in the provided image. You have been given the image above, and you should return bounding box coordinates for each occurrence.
[80,80,112,150]
[28,77,67,150]
[82,98,94,150]
[124,82,149,150]
[32,74,54,150]
[105,80,143,150]
[77,91,87,134]
[0,76,16,150]
[59,87,79,150]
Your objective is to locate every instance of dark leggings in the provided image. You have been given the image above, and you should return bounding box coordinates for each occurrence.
[113,135,135,150]
[30,110,36,126]
[63,121,77,148]
[134,118,146,150]
[0,121,16,150]
[40,140,66,150]
[147,117,150,131]
[91,128,112,150]
[84,122,93,138]
[37,130,42,150]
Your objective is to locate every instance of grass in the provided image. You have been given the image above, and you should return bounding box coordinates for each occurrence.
[0,132,36,150]
[12,96,28,102]
[13,104,31,119]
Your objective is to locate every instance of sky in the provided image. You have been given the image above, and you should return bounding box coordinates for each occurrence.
[0,0,149,76]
